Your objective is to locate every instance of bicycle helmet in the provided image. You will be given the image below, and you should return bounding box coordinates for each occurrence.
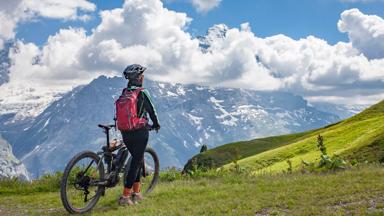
[123,64,147,80]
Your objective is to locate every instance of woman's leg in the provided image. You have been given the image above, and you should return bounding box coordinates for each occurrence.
[134,163,142,182]
[132,166,142,198]
[122,129,149,189]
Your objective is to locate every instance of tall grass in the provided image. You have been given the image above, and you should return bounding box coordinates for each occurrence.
[0,171,63,195]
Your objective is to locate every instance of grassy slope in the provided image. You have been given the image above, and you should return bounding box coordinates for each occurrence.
[183,129,321,171]
[1,166,384,215]
[223,100,384,172]
[184,117,346,171]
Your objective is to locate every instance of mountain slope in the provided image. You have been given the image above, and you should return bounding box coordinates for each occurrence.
[0,135,29,180]
[185,100,384,172]
[229,100,384,172]
[236,116,383,173]
[4,76,339,178]
[183,129,318,171]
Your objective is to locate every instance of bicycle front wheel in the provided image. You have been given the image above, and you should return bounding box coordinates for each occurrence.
[125,147,160,194]
[60,151,105,214]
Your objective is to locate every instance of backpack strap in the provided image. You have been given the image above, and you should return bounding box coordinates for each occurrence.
[121,88,129,95]
[135,88,145,118]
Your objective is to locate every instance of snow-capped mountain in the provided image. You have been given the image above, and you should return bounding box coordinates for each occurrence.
[0,134,29,180]
[0,84,68,121]
[3,76,340,178]
[198,24,228,52]
[310,102,368,119]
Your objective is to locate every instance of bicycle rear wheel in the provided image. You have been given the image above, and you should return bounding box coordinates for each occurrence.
[125,147,160,194]
[60,151,105,214]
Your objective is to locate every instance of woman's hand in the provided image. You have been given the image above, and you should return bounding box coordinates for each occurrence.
[152,123,161,133]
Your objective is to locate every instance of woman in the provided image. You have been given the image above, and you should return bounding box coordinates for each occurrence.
[118,64,160,206]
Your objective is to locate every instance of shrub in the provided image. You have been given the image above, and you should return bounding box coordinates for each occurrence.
[286,160,293,174]
[159,167,183,182]
[302,134,347,172]
[182,156,216,174]
[200,144,208,153]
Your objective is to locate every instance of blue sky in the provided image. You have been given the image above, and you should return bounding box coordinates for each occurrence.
[16,0,384,46]
[2,0,384,105]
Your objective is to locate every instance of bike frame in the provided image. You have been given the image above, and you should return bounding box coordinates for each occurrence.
[92,124,150,187]
[82,125,151,187]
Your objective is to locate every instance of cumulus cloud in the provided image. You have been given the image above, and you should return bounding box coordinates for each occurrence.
[9,28,95,86]
[191,0,222,13]
[338,8,384,59]
[0,0,95,49]
[23,0,96,21]
[0,0,24,49]
[2,0,384,106]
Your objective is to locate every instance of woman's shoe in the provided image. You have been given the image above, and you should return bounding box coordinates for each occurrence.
[118,195,134,206]
[132,193,143,204]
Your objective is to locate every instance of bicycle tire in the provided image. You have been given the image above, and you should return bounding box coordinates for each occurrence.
[60,151,105,214]
[124,147,160,194]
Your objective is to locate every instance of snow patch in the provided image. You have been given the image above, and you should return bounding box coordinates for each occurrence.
[176,86,186,95]
[184,113,203,130]
[209,96,238,126]
[166,91,178,97]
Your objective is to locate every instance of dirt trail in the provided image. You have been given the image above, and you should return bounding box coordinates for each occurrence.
[0,205,24,216]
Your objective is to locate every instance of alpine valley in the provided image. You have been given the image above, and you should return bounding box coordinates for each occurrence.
[0,75,352,178]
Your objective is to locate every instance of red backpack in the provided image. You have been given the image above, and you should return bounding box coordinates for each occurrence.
[115,88,148,131]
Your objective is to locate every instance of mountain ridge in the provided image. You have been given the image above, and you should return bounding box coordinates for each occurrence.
[1,75,342,178]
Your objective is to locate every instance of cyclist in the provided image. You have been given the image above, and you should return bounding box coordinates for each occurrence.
[118,64,160,206]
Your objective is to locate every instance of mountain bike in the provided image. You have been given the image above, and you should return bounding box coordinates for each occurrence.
[60,123,160,214]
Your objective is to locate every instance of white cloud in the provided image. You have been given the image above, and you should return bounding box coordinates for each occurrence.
[338,8,384,59]
[2,1,384,109]
[8,27,106,88]
[191,0,222,13]
[0,0,96,49]
[23,0,96,20]
[0,0,24,49]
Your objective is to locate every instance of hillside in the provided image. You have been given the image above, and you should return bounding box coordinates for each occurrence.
[0,165,384,215]
[184,100,384,172]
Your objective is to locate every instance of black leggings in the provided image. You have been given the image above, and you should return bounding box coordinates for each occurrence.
[121,128,149,188]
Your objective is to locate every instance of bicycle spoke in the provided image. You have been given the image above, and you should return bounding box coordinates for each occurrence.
[83,160,95,175]
[62,153,103,212]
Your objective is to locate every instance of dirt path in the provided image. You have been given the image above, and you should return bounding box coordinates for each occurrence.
[0,205,24,216]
